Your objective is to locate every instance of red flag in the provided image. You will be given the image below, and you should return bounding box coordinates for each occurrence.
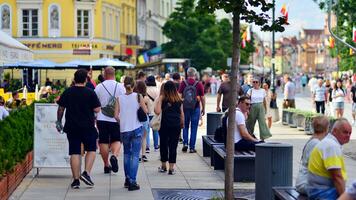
[353,27,356,42]
[241,39,246,49]
[329,36,335,48]
[280,4,289,25]
[280,4,287,15]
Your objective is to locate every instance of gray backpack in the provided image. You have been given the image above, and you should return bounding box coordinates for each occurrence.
[101,83,118,118]
[182,80,198,109]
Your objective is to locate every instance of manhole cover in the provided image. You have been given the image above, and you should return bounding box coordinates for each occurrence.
[152,189,254,200]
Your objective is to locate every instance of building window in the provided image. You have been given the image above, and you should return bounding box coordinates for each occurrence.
[102,11,106,38]
[1,5,11,30]
[115,15,119,40]
[109,13,112,39]
[22,9,38,37]
[49,4,60,37]
[77,10,90,37]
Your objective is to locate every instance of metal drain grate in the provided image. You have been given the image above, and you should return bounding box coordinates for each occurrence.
[152,189,254,200]
[153,189,222,200]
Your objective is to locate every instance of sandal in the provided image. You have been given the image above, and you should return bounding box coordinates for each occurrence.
[158,166,167,173]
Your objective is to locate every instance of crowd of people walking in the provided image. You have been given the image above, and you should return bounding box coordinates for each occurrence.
[55,67,206,191]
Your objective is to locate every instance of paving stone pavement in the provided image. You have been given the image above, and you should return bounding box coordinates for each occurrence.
[10,95,356,200]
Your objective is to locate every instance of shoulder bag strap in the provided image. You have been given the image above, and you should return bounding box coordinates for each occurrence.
[102,83,113,97]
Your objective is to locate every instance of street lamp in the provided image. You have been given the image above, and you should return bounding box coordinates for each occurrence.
[270,0,277,108]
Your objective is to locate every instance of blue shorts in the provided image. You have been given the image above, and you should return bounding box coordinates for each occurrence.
[333,102,344,109]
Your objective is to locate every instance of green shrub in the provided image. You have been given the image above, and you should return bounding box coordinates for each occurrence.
[0,104,34,177]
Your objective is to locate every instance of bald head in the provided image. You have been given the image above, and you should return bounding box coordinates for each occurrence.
[104,66,115,80]
[332,118,352,145]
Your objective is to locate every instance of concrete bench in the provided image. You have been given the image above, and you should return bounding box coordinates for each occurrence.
[273,187,307,200]
[212,144,255,182]
[202,135,223,159]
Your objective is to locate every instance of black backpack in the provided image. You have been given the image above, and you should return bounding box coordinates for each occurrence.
[182,80,198,109]
[214,115,228,145]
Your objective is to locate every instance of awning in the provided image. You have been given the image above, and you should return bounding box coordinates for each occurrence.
[4,60,56,69]
[0,30,33,65]
[55,60,87,69]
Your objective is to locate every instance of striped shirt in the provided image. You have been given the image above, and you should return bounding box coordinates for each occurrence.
[308,134,347,189]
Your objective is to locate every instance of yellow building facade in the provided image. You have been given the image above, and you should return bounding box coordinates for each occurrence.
[0,0,138,85]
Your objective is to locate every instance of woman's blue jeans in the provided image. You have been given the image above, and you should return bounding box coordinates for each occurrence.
[122,126,142,184]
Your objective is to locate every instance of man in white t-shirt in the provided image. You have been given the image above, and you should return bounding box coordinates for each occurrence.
[283,74,296,109]
[233,96,263,151]
[95,67,125,174]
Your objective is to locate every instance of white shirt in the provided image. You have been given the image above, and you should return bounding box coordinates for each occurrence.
[284,81,296,100]
[234,108,245,143]
[95,80,125,122]
[332,88,345,103]
[119,92,142,132]
[146,86,159,115]
[0,106,9,120]
[247,88,266,104]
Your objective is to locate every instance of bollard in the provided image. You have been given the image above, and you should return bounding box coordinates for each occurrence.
[206,112,223,135]
[255,143,293,200]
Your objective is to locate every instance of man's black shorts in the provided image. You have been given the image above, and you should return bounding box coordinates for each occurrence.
[66,127,98,155]
[97,120,121,144]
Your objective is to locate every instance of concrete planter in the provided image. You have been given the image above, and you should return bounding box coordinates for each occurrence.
[304,117,314,135]
[287,112,297,128]
[296,114,306,131]
[282,110,289,125]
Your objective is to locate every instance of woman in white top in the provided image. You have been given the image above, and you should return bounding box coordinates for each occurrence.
[146,76,160,151]
[246,78,272,140]
[332,79,345,118]
[263,82,273,128]
[117,76,148,191]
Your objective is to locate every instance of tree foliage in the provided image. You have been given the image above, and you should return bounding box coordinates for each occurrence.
[315,0,356,71]
[196,1,286,199]
[162,0,254,71]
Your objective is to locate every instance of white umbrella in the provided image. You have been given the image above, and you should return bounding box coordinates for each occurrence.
[81,58,134,69]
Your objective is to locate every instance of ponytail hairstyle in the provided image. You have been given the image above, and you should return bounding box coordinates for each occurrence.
[124,76,135,92]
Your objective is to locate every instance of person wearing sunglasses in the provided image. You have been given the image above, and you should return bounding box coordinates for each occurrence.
[233,96,263,152]
[245,78,272,141]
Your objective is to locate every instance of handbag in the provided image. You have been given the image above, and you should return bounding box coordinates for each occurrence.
[150,113,161,130]
[137,94,148,122]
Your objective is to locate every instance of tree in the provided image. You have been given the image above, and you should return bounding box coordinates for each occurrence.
[162,0,254,71]
[315,0,356,71]
[197,0,286,199]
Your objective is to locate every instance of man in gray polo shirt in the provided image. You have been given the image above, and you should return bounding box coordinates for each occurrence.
[283,74,296,109]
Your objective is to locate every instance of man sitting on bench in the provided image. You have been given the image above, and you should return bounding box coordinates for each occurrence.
[307,118,352,199]
[233,96,263,151]
[295,116,329,195]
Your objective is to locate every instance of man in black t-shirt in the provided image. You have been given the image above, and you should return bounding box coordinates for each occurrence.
[56,69,101,189]
[350,84,356,125]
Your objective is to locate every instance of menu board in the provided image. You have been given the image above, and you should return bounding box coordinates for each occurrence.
[34,103,70,168]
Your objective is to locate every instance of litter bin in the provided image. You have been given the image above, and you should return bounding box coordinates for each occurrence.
[206,112,223,135]
[255,143,293,200]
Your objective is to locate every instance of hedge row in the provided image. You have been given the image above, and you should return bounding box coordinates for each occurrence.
[0,104,34,177]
